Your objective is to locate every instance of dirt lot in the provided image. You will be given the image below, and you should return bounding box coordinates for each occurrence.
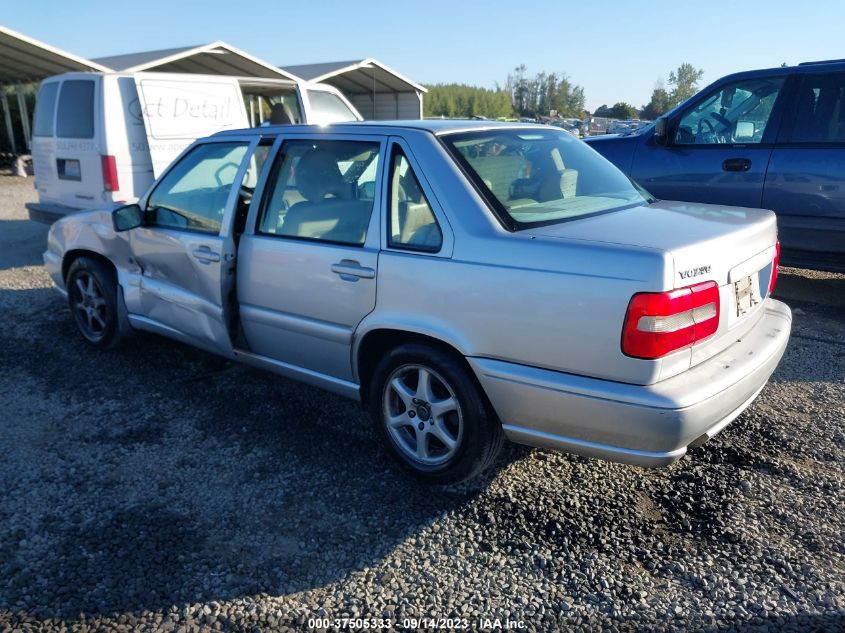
[0,175,843,632]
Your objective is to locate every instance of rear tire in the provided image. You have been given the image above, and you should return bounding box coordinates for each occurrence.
[369,343,503,484]
[66,257,122,349]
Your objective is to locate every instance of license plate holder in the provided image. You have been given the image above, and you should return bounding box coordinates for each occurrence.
[734,275,758,317]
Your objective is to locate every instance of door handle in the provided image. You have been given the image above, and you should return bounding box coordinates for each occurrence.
[192,246,221,263]
[331,259,375,280]
[722,158,752,172]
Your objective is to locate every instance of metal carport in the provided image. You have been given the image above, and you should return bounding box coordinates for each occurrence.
[281,58,426,120]
[0,25,109,155]
[92,41,298,80]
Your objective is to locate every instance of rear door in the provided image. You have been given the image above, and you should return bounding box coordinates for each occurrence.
[763,70,845,263]
[236,134,384,380]
[633,75,788,208]
[128,136,259,354]
[51,77,102,208]
[133,73,250,177]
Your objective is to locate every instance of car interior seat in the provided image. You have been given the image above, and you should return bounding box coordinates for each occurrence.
[281,149,370,244]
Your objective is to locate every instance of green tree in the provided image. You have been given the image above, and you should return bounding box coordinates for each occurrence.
[668,63,704,108]
[423,83,514,119]
[641,82,670,120]
[609,102,639,119]
[505,66,586,118]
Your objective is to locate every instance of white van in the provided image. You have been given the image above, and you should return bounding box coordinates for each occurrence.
[26,72,362,223]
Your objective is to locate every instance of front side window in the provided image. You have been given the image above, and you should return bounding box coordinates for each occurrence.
[146,142,249,233]
[388,147,442,252]
[258,140,380,246]
[56,80,95,139]
[789,73,845,143]
[307,90,358,124]
[443,129,648,229]
[675,77,785,145]
[33,82,59,137]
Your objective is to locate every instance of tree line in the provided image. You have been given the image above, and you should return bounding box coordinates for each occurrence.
[423,63,705,121]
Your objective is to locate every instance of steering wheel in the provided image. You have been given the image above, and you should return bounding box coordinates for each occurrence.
[697,117,717,141]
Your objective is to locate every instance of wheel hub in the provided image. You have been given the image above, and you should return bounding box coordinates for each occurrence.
[416,404,431,421]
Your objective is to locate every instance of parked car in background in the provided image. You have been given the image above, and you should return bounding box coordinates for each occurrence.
[44,121,790,483]
[26,71,361,224]
[586,60,845,272]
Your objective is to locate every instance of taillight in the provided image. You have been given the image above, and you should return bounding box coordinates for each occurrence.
[101,155,119,192]
[622,281,720,359]
[769,241,780,293]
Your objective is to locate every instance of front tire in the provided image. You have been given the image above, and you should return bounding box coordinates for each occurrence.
[66,257,122,349]
[369,343,503,484]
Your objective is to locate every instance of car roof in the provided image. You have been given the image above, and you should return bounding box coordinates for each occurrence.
[212,119,552,139]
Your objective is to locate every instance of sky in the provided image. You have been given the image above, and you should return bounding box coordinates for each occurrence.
[4,0,845,111]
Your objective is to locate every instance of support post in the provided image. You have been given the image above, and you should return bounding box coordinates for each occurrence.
[0,86,17,155]
[16,84,31,150]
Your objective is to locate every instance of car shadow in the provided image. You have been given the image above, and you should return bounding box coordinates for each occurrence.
[0,286,521,621]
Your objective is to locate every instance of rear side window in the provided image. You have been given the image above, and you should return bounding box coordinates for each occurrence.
[33,82,59,137]
[789,73,845,143]
[57,80,95,139]
[307,90,358,123]
[388,147,442,252]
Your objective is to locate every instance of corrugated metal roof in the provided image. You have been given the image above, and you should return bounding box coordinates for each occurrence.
[91,45,199,71]
[281,58,426,94]
[0,25,109,83]
[281,60,364,81]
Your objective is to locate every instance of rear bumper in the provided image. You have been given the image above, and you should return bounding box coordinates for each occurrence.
[468,298,792,467]
[26,202,83,225]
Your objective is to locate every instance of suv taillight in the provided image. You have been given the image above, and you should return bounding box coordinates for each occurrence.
[622,281,720,359]
[101,155,119,192]
[769,241,780,293]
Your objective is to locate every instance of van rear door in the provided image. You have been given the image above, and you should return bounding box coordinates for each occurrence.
[50,77,102,209]
[133,73,250,177]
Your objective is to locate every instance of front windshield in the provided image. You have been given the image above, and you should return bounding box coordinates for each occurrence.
[443,128,649,229]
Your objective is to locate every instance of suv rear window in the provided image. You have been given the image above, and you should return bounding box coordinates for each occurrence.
[443,129,649,230]
[33,82,59,137]
[56,80,95,139]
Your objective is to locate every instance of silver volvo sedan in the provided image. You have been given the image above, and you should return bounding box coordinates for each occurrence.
[43,120,792,483]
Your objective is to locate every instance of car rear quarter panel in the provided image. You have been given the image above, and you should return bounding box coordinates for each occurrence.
[362,234,672,386]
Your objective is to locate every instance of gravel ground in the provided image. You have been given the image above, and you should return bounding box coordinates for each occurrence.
[1,174,843,632]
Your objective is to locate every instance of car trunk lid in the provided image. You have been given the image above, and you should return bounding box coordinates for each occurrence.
[524,200,779,376]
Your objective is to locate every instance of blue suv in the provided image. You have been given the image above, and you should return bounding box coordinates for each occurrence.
[585,60,845,272]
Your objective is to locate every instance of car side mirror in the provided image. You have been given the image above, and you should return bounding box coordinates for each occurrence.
[112,204,143,232]
[654,116,669,146]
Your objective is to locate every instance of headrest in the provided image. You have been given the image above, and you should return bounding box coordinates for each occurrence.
[296,149,345,202]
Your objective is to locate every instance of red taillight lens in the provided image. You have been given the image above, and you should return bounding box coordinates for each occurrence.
[769,241,780,294]
[101,155,119,192]
[622,281,720,359]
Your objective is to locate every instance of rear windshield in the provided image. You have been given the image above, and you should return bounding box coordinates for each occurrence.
[442,128,649,229]
[33,82,59,137]
[56,80,95,139]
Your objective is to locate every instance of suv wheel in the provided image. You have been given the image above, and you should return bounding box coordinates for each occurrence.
[66,257,122,349]
[369,343,503,484]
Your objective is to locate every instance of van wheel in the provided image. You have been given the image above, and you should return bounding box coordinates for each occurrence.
[66,257,122,349]
[369,343,503,484]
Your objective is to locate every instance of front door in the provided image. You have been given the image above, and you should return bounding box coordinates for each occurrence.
[633,75,788,208]
[237,135,384,381]
[128,137,258,354]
